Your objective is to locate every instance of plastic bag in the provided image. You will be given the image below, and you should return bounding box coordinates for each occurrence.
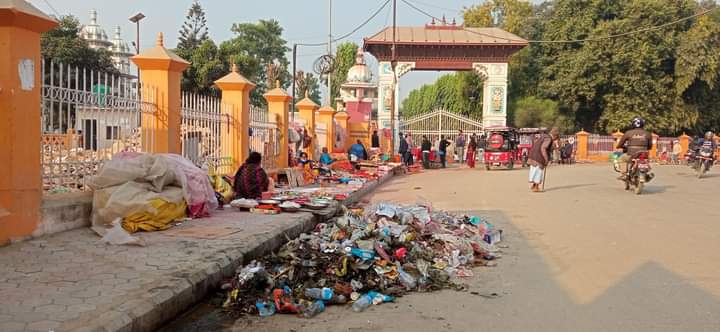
[97,218,146,246]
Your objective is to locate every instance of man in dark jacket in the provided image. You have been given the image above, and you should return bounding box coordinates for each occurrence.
[398,132,408,163]
[421,135,432,169]
[528,128,558,192]
[616,117,652,179]
[371,130,380,149]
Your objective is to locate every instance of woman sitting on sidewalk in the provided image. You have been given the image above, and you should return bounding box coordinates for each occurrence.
[233,152,269,199]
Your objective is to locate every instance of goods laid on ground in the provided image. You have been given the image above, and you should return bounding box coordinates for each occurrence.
[221,202,503,318]
[89,153,217,241]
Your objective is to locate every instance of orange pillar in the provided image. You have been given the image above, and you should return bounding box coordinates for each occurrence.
[0,2,58,245]
[264,81,291,169]
[335,111,350,153]
[576,130,589,161]
[131,33,189,154]
[215,64,256,170]
[679,133,690,157]
[650,133,659,159]
[295,92,319,159]
[318,105,335,152]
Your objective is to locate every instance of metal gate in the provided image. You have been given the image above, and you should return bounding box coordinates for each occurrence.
[399,109,484,145]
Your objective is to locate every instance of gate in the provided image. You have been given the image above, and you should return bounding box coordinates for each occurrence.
[399,109,484,145]
[40,60,157,192]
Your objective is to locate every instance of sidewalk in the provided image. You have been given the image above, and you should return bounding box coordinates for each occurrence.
[0,173,393,332]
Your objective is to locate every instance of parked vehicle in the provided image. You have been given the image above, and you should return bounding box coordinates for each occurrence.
[483,126,519,170]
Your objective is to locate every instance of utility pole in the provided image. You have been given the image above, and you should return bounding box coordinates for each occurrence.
[390,0,397,154]
[292,44,297,122]
[327,0,333,106]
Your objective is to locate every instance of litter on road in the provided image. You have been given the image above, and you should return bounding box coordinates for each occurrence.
[221,202,503,318]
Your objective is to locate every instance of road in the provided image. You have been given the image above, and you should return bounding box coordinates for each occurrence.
[220,164,720,331]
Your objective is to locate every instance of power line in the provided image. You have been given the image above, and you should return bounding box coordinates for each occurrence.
[401,0,720,44]
[410,0,463,14]
[41,0,61,17]
[296,0,391,47]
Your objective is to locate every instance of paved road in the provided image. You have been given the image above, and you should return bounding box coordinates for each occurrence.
[230,164,720,331]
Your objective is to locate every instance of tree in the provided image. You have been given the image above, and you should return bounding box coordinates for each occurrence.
[329,42,359,102]
[177,40,226,94]
[513,96,573,133]
[221,19,290,106]
[295,70,322,105]
[177,1,209,50]
[41,15,117,74]
[401,72,483,117]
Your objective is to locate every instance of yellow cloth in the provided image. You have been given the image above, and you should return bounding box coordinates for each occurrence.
[122,198,187,233]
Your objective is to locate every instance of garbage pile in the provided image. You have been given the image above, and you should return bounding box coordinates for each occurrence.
[222,202,503,318]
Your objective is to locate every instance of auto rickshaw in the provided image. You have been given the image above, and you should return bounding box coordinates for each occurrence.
[517,128,543,167]
[483,126,519,170]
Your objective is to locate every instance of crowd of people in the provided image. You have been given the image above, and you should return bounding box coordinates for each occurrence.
[398,130,490,169]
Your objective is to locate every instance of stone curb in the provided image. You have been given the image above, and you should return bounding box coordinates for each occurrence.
[79,169,398,332]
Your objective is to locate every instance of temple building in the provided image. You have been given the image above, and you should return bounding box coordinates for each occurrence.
[78,9,134,76]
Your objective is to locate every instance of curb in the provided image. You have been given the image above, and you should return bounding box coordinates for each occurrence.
[78,170,397,332]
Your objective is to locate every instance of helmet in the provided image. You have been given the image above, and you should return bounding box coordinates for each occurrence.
[705,131,714,140]
[630,117,645,129]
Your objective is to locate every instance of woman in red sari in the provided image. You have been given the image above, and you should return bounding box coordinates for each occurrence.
[466,136,478,168]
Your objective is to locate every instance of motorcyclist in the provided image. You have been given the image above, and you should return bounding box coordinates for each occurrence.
[693,131,717,168]
[616,117,653,180]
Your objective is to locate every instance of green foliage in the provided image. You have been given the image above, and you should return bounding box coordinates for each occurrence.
[295,70,322,105]
[177,1,209,50]
[41,15,118,74]
[513,97,573,133]
[177,40,227,95]
[401,72,483,117]
[329,42,360,102]
[222,19,290,106]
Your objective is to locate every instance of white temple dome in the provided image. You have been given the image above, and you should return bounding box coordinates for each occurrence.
[346,47,373,83]
[79,9,112,50]
[110,26,132,56]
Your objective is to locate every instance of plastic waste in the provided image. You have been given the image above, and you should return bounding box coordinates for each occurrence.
[302,300,325,318]
[397,266,417,290]
[351,293,373,312]
[304,287,334,301]
[327,294,348,304]
[97,218,146,246]
[349,247,376,260]
[368,291,394,305]
[255,300,276,317]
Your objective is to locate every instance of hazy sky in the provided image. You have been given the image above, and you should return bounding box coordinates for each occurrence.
[28,0,501,101]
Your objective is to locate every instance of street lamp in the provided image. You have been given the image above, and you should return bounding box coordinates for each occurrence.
[129,12,145,79]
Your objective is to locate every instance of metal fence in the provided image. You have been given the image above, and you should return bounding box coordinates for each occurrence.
[587,135,616,155]
[250,106,280,171]
[180,92,231,173]
[40,59,157,193]
[399,109,484,146]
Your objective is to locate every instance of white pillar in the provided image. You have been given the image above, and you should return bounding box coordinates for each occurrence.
[474,63,508,128]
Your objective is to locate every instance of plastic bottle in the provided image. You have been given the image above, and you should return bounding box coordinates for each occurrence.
[255,300,276,317]
[397,267,417,290]
[327,294,348,305]
[302,300,326,318]
[351,293,373,312]
[350,248,376,260]
[304,287,334,300]
[367,291,394,304]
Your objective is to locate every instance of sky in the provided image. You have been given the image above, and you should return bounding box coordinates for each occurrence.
[28,0,497,102]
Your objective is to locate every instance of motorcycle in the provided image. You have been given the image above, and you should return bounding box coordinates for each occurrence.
[614,151,654,195]
[694,146,714,178]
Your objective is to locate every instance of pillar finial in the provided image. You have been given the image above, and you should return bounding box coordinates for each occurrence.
[156,32,164,47]
[275,80,280,89]
[304,90,309,98]
[231,63,238,73]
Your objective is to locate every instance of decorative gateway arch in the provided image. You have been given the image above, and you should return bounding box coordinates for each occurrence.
[363,23,528,137]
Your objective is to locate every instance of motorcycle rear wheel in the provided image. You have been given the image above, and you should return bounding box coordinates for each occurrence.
[698,162,706,179]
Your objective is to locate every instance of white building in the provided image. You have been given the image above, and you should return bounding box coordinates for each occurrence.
[79,9,133,76]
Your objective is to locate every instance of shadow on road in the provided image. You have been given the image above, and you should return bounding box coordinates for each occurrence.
[642,184,674,194]
[545,183,596,192]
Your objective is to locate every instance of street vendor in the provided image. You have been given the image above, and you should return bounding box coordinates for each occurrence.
[319,147,335,166]
[349,139,368,170]
[233,152,269,199]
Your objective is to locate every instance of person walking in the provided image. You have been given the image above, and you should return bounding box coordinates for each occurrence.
[467,136,478,168]
[398,132,408,165]
[455,130,466,164]
[528,128,558,192]
[421,135,432,169]
[439,135,451,168]
[371,130,380,149]
[405,133,415,166]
